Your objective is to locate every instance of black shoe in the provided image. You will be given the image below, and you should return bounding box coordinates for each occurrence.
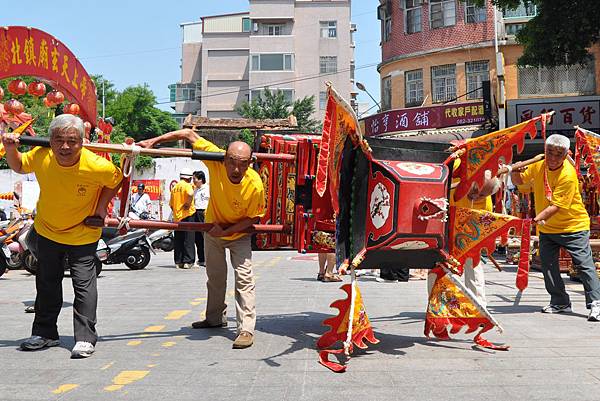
[191,320,227,329]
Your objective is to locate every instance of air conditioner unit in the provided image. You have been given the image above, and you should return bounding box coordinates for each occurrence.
[253,22,259,32]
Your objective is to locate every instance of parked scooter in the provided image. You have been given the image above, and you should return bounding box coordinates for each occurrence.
[0,215,33,270]
[147,229,174,252]
[0,220,12,278]
[100,227,154,270]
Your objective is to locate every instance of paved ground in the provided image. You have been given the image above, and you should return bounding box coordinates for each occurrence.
[1,250,600,401]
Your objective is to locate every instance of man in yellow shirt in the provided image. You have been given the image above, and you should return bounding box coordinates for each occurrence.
[512,134,600,321]
[1,114,123,357]
[139,130,265,349]
[170,168,196,269]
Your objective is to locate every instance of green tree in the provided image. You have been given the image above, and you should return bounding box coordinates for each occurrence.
[236,88,320,133]
[104,84,178,171]
[485,0,600,67]
[291,95,320,133]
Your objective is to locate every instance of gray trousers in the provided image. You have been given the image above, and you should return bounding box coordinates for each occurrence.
[539,230,600,306]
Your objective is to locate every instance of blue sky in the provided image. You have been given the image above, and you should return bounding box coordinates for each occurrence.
[1,0,381,114]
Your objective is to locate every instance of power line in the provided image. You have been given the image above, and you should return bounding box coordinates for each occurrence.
[154,60,380,105]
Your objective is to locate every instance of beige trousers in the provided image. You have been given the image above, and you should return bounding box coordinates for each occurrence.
[204,233,256,334]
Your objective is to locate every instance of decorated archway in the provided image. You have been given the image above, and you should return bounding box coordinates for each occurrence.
[0,26,98,130]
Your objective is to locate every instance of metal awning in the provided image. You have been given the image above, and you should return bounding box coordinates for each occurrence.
[373,124,487,144]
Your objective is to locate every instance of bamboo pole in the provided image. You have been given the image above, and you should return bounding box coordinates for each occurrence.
[85,217,288,233]
[17,136,295,162]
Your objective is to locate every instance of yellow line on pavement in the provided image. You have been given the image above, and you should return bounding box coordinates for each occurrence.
[164,310,191,320]
[104,370,149,392]
[147,364,157,368]
[190,301,202,306]
[52,384,79,394]
[162,341,176,347]
[127,340,142,346]
[144,325,165,332]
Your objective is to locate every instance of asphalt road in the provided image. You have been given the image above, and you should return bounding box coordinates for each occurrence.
[1,250,600,401]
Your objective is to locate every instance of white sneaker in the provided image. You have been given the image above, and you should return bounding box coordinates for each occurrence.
[588,301,600,322]
[71,341,95,358]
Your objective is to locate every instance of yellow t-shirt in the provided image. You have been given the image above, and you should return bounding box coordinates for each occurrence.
[450,159,493,211]
[21,147,123,245]
[519,157,589,234]
[192,137,266,241]
[169,180,195,222]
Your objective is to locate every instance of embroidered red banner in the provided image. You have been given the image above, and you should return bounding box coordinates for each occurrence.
[315,85,371,214]
[449,206,531,291]
[453,117,539,202]
[317,283,379,373]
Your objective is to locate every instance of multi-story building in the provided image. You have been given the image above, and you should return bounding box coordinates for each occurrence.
[170,0,355,123]
[374,0,600,139]
[170,21,203,126]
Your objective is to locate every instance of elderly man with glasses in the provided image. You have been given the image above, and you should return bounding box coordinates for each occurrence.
[138,130,265,349]
[511,134,600,321]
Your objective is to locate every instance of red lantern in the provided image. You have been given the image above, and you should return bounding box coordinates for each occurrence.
[43,97,54,108]
[104,123,113,135]
[46,90,65,105]
[64,103,81,115]
[8,79,27,96]
[84,121,92,136]
[4,99,24,115]
[27,81,46,97]
[0,86,4,101]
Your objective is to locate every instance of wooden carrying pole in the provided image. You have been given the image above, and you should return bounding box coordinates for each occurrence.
[450,154,545,190]
[17,136,296,163]
[85,217,288,233]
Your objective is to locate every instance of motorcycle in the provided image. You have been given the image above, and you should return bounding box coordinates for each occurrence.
[147,229,174,252]
[0,216,33,270]
[0,221,12,278]
[100,227,154,270]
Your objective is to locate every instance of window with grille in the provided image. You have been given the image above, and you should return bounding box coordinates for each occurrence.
[431,64,456,103]
[518,62,596,96]
[466,0,486,23]
[378,3,392,42]
[251,54,294,71]
[320,56,338,74]
[503,1,536,18]
[466,61,489,99]
[405,69,423,107]
[319,91,328,110]
[430,0,456,29]
[265,24,284,36]
[405,0,422,34]
[320,21,337,38]
[505,23,526,36]
[382,76,392,111]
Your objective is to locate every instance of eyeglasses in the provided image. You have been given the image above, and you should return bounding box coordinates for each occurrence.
[224,156,251,168]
